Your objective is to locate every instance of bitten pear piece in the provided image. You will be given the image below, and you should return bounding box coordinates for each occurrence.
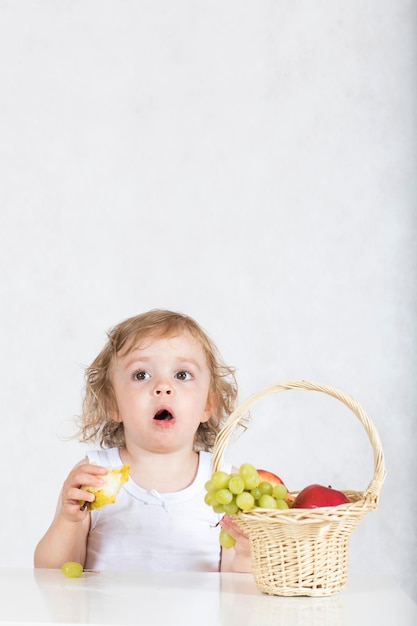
[82,464,130,510]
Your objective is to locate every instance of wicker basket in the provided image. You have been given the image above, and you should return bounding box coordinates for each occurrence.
[212,380,386,597]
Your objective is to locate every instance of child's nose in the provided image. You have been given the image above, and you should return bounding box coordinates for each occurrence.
[154,381,172,395]
[155,388,172,395]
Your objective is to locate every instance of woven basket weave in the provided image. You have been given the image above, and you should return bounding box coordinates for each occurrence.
[212,380,386,597]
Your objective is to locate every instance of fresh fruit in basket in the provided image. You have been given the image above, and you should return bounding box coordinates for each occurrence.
[257,469,285,485]
[205,464,290,515]
[208,380,386,595]
[292,483,349,509]
[257,469,295,506]
[81,464,130,510]
[205,463,293,548]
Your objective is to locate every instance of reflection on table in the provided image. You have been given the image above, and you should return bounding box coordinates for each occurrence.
[0,568,416,625]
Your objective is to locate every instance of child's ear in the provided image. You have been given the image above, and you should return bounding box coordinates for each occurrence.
[107,398,122,422]
[201,393,214,423]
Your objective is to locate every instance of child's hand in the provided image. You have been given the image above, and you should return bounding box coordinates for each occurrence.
[60,462,107,522]
[220,515,252,572]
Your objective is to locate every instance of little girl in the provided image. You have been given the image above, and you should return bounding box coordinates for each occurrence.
[34,309,251,573]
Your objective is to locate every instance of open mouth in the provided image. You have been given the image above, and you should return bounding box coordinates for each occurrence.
[153,409,173,421]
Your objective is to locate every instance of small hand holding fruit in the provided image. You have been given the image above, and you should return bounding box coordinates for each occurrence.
[81,464,130,510]
[292,484,349,509]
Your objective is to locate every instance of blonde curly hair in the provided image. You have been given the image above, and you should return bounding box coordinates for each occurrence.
[76,309,238,451]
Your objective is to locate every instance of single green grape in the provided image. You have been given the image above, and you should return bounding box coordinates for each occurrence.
[258,481,273,496]
[272,484,288,500]
[204,479,217,492]
[228,474,245,495]
[250,487,262,501]
[223,499,239,515]
[61,562,83,578]
[213,503,225,514]
[275,499,289,510]
[215,488,233,505]
[204,491,219,507]
[210,471,231,490]
[258,494,277,509]
[238,463,259,490]
[236,491,255,511]
[219,528,236,549]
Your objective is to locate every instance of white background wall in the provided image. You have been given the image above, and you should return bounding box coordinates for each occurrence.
[1,0,416,603]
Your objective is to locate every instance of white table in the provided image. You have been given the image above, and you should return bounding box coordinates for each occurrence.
[0,568,416,625]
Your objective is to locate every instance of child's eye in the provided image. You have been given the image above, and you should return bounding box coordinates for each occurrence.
[133,370,150,381]
[175,370,192,381]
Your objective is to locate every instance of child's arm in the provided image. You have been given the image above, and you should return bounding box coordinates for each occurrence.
[219,515,252,573]
[34,461,106,568]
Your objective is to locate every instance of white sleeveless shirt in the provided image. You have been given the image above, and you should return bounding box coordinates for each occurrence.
[84,448,224,572]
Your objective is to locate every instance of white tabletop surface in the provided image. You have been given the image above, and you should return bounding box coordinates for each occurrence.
[0,568,416,626]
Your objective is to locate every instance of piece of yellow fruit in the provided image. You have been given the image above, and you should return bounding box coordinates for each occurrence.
[82,464,129,510]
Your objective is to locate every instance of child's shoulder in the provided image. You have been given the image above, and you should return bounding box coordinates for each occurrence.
[86,447,122,467]
[198,450,232,475]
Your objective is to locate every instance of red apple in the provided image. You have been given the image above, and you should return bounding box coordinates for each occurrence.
[292,484,349,509]
[257,469,285,485]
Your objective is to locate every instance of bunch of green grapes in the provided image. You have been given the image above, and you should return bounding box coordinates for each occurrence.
[204,463,289,549]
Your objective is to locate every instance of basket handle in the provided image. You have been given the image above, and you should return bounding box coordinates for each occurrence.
[212,380,386,502]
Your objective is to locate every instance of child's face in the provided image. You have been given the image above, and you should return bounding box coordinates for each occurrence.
[109,332,213,454]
